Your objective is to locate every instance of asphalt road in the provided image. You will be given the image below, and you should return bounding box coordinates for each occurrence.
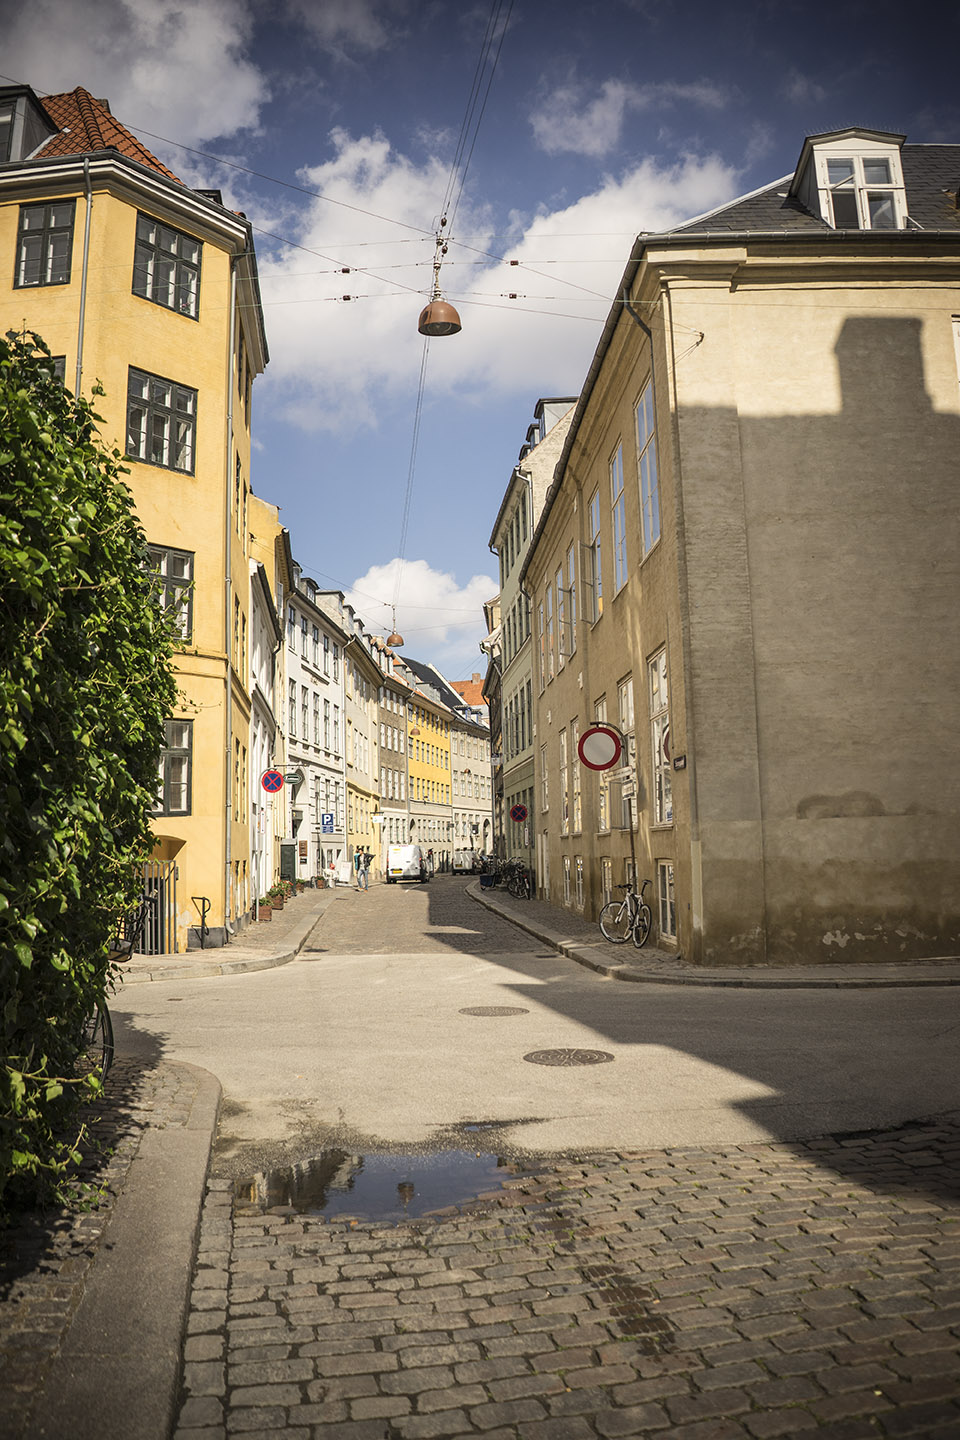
[111,877,960,1172]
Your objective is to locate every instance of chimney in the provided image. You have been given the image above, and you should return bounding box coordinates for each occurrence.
[472,672,481,684]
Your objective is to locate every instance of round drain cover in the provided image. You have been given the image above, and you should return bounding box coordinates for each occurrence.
[460,1006,529,1016]
[524,1048,615,1066]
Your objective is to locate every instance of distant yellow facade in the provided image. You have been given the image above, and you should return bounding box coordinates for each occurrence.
[0,86,269,950]
[407,697,452,859]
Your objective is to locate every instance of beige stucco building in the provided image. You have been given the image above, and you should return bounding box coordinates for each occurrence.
[489,398,576,875]
[523,127,960,966]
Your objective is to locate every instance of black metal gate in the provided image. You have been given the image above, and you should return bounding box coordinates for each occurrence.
[140,859,178,954]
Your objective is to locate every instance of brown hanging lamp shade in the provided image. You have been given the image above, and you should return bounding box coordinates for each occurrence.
[418,298,461,336]
[386,629,404,646]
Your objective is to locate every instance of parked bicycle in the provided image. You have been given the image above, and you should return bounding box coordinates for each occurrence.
[598,879,652,948]
[79,893,155,1083]
[504,858,532,899]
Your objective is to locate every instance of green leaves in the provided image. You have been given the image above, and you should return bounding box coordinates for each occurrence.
[1,329,178,1217]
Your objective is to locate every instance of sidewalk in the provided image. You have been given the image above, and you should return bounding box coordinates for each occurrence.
[121,882,347,984]
[468,880,960,988]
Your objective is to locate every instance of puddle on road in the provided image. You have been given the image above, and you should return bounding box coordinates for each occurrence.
[234,1148,532,1222]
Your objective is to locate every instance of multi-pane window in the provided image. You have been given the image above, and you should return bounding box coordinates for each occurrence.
[133,213,201,317]
[323,633,330,674]
[324,698,331,749]
[146,545,194,641]
[537,602,545,693]
[287,606,296,648]
[545,584,555,681]
[567,543,577,655]
[126,367,196,473]
[657,860,676,939]
[575,855,584,908]
[585,488,603,620]
[540,744,548,811]
[288,680,297,737]
[312,625,320,665]
[595,697,609,832]
[333,705,340,751]
[313,693,320,744]
[601,856,612,905]
[571,719,581,832]
[824,155,900,230]
[15,201,75,288]
[563,854,571,906]
[636,380,660,555]
[610,443,627,591]
[155,720,192,815]
[301,616,308,657]
[559,729,569,837]
[556,565,566,667]
[618,676,636,829]
[649,649,673,825]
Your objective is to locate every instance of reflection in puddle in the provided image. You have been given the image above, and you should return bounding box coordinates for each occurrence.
[234,1149,530,1221]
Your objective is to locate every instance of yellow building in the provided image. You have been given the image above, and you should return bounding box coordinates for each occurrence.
[0,85,269,951]
[406,691,452,865]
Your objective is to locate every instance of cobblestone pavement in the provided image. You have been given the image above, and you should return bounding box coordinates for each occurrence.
[175,1114,960,1440]
[0,1058,207,1440]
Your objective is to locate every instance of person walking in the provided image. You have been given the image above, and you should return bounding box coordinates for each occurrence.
[363,847,373,888]
[353,845,366,890]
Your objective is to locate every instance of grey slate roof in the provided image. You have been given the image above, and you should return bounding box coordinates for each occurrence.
[666,144,960,237]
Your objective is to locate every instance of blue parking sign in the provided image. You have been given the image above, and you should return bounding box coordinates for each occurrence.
[321,812,334,834]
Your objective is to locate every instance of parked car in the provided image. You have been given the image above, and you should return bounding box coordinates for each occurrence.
[385,844,429,883]
[452,850,479,873]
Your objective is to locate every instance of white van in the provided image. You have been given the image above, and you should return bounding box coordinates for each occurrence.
[452,850,478,873]
[385,844,429,883]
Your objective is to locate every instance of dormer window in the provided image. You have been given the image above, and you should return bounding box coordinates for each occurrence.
[825,155,900,230]
[791,129,908,233]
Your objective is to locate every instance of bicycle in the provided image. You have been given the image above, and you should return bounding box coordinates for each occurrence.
[598,879,652,948]
[78,893,155,1084]
[505,859,532,899]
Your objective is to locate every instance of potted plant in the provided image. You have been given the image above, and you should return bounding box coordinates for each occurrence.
[257,898,273,921]
[268,883,285,910]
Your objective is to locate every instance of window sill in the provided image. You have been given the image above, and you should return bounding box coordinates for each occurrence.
[639,536,662,566]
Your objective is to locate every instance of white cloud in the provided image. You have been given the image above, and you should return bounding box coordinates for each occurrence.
[782,69,827,105]
[284,0,405,56]
[343,559,496,677]
[255,131,740,431]
[530,77,732,157]
[3,0,267,146]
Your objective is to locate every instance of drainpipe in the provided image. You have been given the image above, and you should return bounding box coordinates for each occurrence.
[224,261,238,937]
[75,159,92,394]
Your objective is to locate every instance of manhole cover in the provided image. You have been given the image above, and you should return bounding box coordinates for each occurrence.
[523,1048,615,1066]
[460,1006,529,1016]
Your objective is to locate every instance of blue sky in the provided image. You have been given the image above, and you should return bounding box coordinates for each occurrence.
[6,0,957,674]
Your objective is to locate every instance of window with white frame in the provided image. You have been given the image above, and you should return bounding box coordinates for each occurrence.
[595,697,609,832]
[584,488,603,621]
[126,367,196,473]
[312,625,319,665]
[537,601,545,692]
[556,565,566,666]
[301,616,308,657]
[601,856,612,905]
[287,605,296,649]
[540,743,548,811]
[301,685,308,740]
[288,680,297,737]
[636,378,660,555]
[563,854,571,905]
[610,442,627,591]
[559,728,569,836]
[657,860,676,939]
[571,718,581,832]
[617,676,636,829]
[546,583,555,681]
[649,648,673,825]
[821,153,903,230]
[324,698,331,749]
[133,213,201,318]
[313,693,320,745]
[575,854,583,908]
[567,543,577,655]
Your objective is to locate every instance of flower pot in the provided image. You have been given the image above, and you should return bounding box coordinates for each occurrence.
[271,895,284,910]
[258,907,273,921]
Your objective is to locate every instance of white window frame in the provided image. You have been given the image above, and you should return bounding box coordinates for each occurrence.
[657,860,676,940]
[610,442,627,592]
[636,379,660,556]
[649,648,673,827]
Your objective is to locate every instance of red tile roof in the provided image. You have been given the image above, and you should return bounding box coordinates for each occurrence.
[34,88,182,184]
[450,679,487,708]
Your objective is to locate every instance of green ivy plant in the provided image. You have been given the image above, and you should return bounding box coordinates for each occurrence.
[0,331,178,1216]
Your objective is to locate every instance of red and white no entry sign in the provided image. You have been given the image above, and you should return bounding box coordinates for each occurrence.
[261,768,285,793]
[577,724,623,771]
